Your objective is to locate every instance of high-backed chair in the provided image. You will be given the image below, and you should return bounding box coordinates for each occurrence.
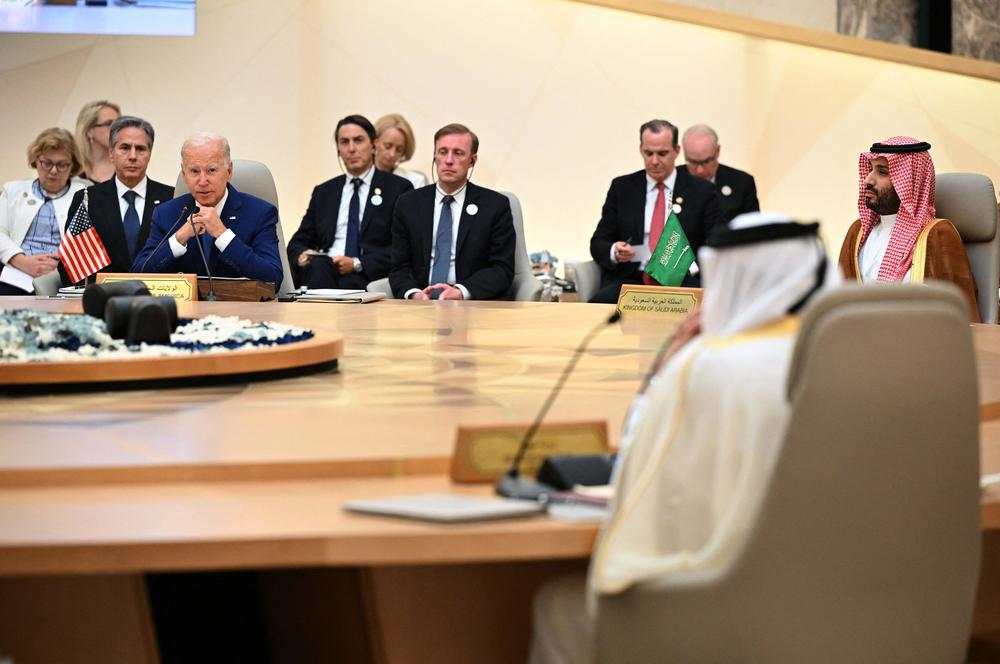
[571,260,602,303]
[175,159,295,296]
[366,191,542,301]
[936,172,1000,323]
[596,282,981,663]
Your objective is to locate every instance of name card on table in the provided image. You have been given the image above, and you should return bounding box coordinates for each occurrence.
[617,284,702,320]
[451,421,609,483]
[96,272,198,301]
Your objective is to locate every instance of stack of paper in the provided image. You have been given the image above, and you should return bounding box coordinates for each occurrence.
[296,289,386,304]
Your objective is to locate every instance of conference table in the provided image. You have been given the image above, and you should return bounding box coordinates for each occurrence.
[0,297,998,663]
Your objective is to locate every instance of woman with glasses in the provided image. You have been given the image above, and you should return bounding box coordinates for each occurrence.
[74,99,121,183]
[0,128,87,295]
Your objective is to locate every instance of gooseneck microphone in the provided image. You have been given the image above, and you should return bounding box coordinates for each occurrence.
[138,205,189,273]
[496,310,622,501]
[188,206,217,301]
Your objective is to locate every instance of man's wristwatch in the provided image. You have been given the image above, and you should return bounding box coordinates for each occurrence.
[352,257,362,273]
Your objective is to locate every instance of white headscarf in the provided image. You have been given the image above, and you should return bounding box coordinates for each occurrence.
[698,212,842,336]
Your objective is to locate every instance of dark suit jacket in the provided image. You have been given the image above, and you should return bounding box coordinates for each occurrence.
[389,182,515,300]
[589,168,726,287]
[60,176,175,284]
[131,183,284,286]
[678,163,759,222]
[286,169,413,286]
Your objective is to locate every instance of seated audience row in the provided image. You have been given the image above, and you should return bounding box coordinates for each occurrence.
[0,107,981,309]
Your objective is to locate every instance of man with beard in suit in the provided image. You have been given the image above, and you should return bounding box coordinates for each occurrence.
[678,124,759,223]
[589,119,726,304]
[62,115,174,283]
[389,123,515,300]
[287,114,413,290]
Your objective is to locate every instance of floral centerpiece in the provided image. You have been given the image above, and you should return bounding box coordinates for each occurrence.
[0,310,313,363]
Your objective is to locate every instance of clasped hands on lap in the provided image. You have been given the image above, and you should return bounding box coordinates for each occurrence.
[297,250,356,276]
[8,252,59,277]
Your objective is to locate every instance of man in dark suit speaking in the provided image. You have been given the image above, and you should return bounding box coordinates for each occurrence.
[132,132,283,286]
[62,116,174,283]
[678,124,759,222]
[589,119,726,304]
[287,114,413,290]
[389,123,515,301]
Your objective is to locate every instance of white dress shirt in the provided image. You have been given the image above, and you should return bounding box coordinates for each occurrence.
[859,214,911,283]
[610,169,678,268]
[115,175,147,224]
[169,188,235,257]
[328,165,373,258]
[405,182,470,299]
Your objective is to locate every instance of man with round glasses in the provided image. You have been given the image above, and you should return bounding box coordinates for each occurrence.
[678,124,759,223]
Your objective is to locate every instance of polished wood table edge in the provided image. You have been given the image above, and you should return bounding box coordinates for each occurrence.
[0,527,598,577]
[0,456,452,488]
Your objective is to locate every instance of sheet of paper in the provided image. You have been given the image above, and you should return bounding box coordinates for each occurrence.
[630,244,651,263]
[0,263,34,292]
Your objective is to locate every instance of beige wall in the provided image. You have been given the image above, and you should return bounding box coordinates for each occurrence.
[0,0,997,266]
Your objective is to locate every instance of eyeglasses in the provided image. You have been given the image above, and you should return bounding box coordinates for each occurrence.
[38,159,72,173]
[686,155,718,168]
[92,120,114,129]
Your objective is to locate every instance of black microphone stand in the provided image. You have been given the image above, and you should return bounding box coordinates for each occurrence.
[138,205,189,273]
[496,311,621,501]
[189,207,217,301]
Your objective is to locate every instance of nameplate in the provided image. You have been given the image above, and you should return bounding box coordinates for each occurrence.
[617,284,702,319]
[96,272,198,301]
[450,421,608,483]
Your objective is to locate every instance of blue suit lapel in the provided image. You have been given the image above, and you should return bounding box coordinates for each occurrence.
[456,183,476,255]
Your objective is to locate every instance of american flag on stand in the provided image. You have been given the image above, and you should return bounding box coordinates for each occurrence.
[58,189,110,284]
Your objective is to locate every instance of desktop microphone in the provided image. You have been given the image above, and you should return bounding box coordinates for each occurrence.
[496,310,621,501]
[138,205,189,273]
[188,206,217,301]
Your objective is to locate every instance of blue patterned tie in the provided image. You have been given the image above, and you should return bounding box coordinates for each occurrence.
[122,190,140,261]
[430,195,455,287]
[345,177,361,257]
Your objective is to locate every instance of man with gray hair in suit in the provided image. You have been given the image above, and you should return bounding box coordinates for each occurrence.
[677,123,760,223]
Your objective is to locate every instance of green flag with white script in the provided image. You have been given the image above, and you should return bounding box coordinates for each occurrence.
[644,211,694,286]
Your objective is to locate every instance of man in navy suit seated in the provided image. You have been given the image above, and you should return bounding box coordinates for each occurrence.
[132,132,283,287]
[389,123,515,301]
[588,119,726,304]
[286,114,413,290]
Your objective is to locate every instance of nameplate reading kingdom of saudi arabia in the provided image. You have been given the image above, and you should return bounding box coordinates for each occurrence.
[96,272,198,301]
[451,421,609,483]
[617,284,702,319]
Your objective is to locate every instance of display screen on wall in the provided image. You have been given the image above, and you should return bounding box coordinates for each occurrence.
[0,0,195,37]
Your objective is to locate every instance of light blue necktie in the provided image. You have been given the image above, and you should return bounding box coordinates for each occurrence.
[122,190,140,261]
[430,195,455,287]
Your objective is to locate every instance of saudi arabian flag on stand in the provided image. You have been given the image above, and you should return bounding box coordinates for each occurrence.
[644,211,694,286]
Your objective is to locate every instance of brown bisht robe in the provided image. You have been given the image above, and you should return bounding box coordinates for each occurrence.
[838,218,981,323]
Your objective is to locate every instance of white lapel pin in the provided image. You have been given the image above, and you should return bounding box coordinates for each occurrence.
[466,203,478,216]
[229,216,236,220]
[374,187,382,196]
[675,196,684,204]
[672,203,682,214]
[371,195,383,207]
[153,200,160,205]
[721,185,733,197]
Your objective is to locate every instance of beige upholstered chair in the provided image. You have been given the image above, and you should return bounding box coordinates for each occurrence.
[936,172,1000,324]
[571,260,602,303]
[366,191,542,301]
[174,159,295,297]
[596,282,981,663]
[31,270,61,295]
